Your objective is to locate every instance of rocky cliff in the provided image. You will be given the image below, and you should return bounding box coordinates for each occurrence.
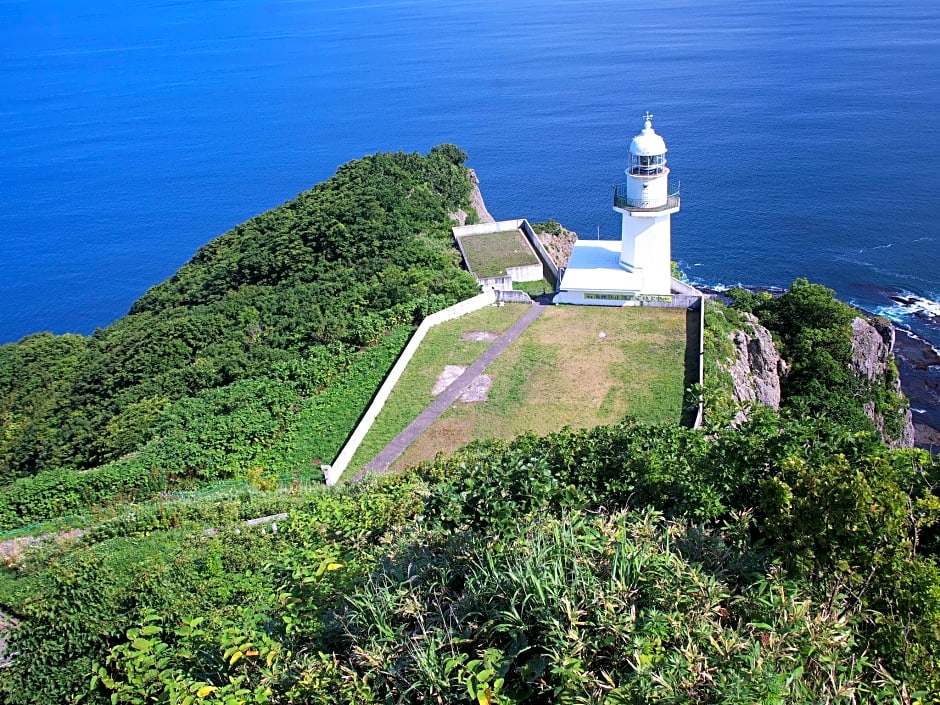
[534,223,578,270]
[719,312,915,447]
[849,317,916,448]
[724,312,787,418]
[451,169,496,225]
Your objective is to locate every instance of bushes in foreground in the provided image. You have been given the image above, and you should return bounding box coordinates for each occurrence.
[3,415,939,703]
[340,510,902,703]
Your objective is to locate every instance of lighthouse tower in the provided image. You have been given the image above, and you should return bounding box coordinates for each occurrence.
[554,111,685,306]
[613,112,680,296]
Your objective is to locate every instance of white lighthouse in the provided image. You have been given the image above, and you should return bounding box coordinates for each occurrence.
[614,112,679,296]
[555,112,682,306]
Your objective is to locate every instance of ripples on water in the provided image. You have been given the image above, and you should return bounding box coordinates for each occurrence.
[1,0,939,353]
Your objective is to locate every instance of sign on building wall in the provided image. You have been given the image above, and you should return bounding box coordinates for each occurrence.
[584,292,673,303]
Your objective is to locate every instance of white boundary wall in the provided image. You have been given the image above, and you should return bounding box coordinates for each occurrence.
[323,289,498,485]
[453,220,524,237]
[477,275,514,291]
[506,263,543,282]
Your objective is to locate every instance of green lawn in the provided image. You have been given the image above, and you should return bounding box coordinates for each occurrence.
[391,306,688,471]
[344,303,530,477]
[512,278,554,297]
[458,230,540,278]
[346,305,689,476]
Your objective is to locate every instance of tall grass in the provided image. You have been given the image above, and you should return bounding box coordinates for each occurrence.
[339,509,897,703]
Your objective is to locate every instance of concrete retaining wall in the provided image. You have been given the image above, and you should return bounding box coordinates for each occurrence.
[519,219,560,285]
[478,275,514,291]
[323,289,499,485]
[453,220,524,237]
[506,263,543,282]
[650,294,701,308]
[453,219,560,287]
[453,229,471,279]
[670,278,705,297]
[496,290,534,304]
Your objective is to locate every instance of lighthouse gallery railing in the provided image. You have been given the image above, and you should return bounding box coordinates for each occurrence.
[613,181,680,211]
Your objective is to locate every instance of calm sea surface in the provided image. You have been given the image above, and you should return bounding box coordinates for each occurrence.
[2,1,939,388]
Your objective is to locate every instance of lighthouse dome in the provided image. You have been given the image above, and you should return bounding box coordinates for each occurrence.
[629,117,667,156]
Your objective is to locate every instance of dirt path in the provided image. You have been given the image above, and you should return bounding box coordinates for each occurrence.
[356,303,547,480]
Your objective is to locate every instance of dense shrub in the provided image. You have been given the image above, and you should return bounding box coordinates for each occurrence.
[0,458,167,531]
[0,324,412,530]
[340,510,906,703]
[727,279,909,442]
[1,150,936,704]
[0,147,478,484]
[2,417,939,702]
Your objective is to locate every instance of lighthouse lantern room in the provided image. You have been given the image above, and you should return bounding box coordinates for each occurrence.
[555,112,681,306]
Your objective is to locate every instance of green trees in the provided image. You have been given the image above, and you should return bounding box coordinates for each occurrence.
[0,147,478,516]
[724,279,910,443]
[0,333,88,480]
[1,147,937,702]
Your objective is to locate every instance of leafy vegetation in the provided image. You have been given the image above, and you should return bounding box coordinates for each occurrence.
[0,145,479,517]
[0,148,934,703]
[698,298,748,424]
[726,279,910,443]
[2,413,938,703]
[529,218,565,237]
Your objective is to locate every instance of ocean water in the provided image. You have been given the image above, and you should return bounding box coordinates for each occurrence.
[2,1,939,382]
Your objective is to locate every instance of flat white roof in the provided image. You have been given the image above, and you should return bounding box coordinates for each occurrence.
[559,240,643,292]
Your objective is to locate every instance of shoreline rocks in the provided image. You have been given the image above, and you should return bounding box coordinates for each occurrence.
[893,328,940,451]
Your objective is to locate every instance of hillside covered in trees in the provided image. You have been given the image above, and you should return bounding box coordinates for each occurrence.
[0,145,479,528]
[1,148,938,703]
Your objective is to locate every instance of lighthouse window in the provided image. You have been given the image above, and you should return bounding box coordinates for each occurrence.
[630,153,665,175]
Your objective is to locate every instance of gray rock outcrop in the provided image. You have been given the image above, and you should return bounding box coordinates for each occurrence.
[451,169,495,226]
[723,313,786,422]
[850,317,892,380]
[850,317,915,448]
[534,224,577,269]
[718,312,915,447]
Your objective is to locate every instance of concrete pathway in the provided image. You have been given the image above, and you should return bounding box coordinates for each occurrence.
[356,302,547,480]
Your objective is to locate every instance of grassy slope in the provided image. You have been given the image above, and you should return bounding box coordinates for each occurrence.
[385,306,687,472]
[458,230,539,277]
[0,146,480,532]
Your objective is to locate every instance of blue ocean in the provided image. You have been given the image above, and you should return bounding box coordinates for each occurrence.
[2,0,939,410]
